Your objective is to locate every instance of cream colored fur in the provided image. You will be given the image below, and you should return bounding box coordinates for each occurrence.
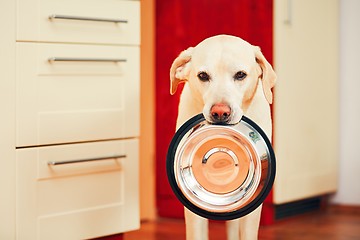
[170,35,276,240]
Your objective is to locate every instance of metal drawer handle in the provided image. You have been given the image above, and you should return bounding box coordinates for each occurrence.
[48,155,126,166]
[49,14,128,24]
[48,57,127,63]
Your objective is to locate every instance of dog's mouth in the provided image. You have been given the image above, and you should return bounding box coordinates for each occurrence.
[206,119,233,125]
[204,114,241,126]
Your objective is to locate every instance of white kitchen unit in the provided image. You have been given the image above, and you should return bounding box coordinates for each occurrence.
[273,0,339,206]
[0,0,140,239]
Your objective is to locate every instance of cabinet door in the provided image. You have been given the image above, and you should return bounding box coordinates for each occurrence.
[17,0,140,45]
[16,139,139,240]
[273,0,339,204]
[16,43,139,147]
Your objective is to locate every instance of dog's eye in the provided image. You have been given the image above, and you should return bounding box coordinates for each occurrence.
[234,71,247,81]
[197,71,210,82]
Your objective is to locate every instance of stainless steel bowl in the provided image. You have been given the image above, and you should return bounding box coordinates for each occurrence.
[167,114,276,220]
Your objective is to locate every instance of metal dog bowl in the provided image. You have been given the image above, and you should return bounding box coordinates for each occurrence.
[167,114,275,220]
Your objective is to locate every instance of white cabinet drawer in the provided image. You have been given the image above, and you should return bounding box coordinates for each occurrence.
[17,0,140,45]
[16,139,139,240]
[16,42,139,147]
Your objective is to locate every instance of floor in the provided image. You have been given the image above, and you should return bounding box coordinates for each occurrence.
[124,206,360,240]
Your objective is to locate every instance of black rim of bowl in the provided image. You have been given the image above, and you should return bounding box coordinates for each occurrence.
[166,113,276,220]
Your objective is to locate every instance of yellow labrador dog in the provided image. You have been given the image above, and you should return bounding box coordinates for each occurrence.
[170,35,276,240]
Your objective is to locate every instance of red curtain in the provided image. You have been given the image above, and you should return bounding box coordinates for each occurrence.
[155,0,274,224]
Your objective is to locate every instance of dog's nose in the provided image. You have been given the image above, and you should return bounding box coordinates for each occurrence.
[210,103,231,123]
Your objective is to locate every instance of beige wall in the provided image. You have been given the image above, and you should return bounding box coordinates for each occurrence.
[139,0,156,220]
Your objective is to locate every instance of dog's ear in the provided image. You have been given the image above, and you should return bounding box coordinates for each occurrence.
[254,46,277,104]
[170,47,194,95]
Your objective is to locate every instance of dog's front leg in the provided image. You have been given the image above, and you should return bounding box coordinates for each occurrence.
[226,205,262,240]
[185,208,208,240]
[239,205,262,240]
[226,219,240,240]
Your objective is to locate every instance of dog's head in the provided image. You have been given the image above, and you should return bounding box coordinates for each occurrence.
[170,35,276,124]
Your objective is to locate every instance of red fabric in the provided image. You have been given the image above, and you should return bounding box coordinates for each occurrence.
[156,0,274,222]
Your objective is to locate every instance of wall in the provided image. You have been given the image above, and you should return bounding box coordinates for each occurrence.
[139,0,156,220]
[331,0,360,205]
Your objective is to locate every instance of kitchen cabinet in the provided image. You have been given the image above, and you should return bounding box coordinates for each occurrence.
[0,0,140,239]
[273,0,338,205]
